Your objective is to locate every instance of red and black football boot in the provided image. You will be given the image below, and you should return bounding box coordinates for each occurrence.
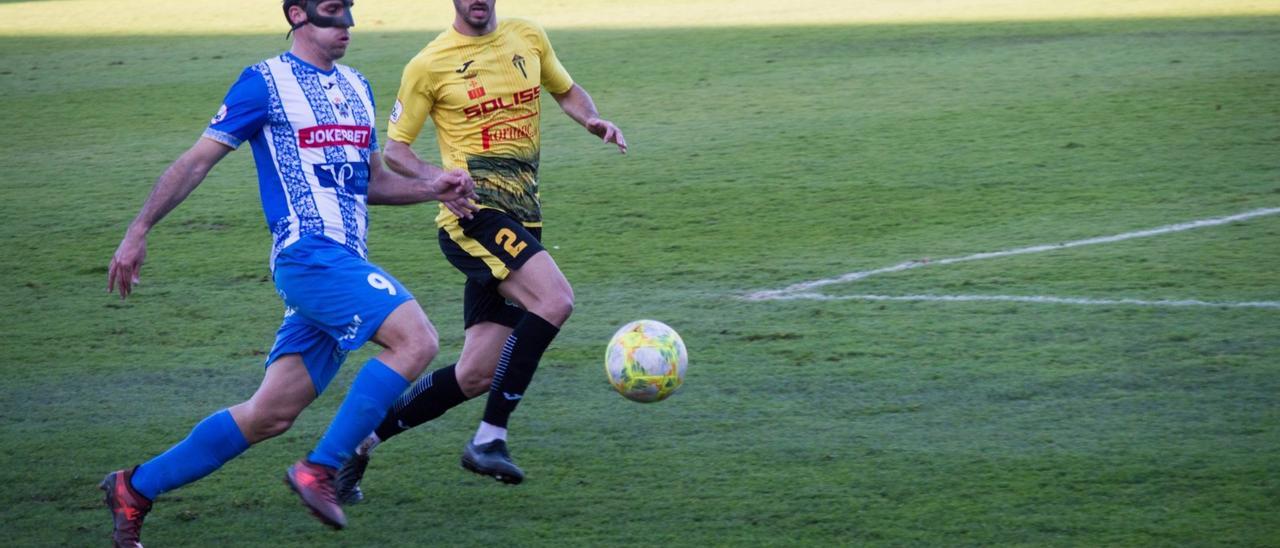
[99,467,153,548]
[284,459,347,529]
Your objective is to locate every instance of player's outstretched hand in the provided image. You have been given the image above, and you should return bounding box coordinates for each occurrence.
[431,169,480,220]
[586,118,627,154]
[107,234,147,300]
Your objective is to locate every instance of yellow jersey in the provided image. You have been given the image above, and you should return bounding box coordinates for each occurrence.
[388,18,574,228]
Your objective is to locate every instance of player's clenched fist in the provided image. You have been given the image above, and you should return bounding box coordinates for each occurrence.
[430,169,480,219]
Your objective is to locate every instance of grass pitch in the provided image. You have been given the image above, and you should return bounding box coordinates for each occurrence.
[1,1,1278,545]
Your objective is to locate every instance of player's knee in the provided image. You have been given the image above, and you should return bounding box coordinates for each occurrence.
[381,307,439,372]
[257,416,295,440]
[410,336,439,369]
[399,322,439,376]
[244,408,297,442]
[458,369,492,398]
[540,288,574,326]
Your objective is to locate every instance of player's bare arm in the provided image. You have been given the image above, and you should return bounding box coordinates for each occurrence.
[384,139,448,179]
[108,137,233,299]
[367,151,479,219]
[382,140,480,217]
[552,83,627,154]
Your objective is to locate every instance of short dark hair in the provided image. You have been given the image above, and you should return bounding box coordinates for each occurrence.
[282,0,306,27]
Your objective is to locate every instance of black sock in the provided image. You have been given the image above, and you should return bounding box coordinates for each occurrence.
[482,312,559,428]
[373,363,468,442]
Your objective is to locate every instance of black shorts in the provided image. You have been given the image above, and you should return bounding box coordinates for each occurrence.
[438,209,545,329]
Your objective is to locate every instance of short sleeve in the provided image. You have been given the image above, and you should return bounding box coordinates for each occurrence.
[532,23,573,94]
[203,67,269,149]
[386,57,435,145]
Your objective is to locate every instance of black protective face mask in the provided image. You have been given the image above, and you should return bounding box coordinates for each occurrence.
[287,0,355,37]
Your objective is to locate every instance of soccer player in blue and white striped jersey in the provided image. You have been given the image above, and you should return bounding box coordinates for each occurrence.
[99,1,479,544]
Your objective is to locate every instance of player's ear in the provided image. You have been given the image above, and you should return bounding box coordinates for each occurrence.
[288,5,307,26]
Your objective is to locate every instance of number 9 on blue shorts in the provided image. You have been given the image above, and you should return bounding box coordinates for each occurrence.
[264,236,415,394]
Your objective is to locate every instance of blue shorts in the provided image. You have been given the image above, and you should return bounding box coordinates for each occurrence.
[265,236,414,395]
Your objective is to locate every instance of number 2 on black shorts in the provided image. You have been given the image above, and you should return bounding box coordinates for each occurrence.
[495,228,528,257]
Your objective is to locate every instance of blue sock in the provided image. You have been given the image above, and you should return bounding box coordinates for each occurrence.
[129,409,250,501]
[308,358,409,469]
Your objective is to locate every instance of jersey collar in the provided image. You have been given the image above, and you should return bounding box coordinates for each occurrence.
[283,51,339,76]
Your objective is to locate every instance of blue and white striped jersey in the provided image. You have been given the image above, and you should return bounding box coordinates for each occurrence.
[204,52,379,268]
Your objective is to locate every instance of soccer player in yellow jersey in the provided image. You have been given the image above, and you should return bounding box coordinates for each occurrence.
[334,0,626,499]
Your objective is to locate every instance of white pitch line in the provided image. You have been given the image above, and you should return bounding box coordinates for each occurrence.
[744,207,1280,301]
[772,293,1280,309]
